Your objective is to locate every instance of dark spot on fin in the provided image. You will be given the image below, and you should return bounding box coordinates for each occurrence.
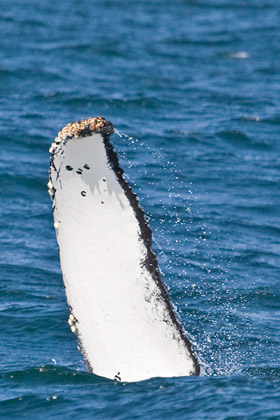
[81,191,86,197]
[66,165,73,171]
[101,201,104,204]
[114,372,121,381]
[84,164,90,170]
[102,178,106,182]
[76,169,83,175]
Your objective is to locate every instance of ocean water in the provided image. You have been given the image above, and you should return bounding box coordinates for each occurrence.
[1,0,280,418]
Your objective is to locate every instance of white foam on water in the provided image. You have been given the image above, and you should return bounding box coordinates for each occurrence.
[228,51,249,59]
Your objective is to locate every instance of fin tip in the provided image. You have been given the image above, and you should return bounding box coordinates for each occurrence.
[57,116,114,141]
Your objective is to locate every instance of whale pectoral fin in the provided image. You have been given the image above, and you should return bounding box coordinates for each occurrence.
[49,116,200,382]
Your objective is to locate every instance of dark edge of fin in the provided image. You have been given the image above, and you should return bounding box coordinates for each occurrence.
[49,116,200,377]
[101,132,200,376]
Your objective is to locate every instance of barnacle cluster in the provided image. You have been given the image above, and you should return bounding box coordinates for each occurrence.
[57,116,114,140]
[49,117,114,154]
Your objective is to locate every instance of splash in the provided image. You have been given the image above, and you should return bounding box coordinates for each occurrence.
[113,128,254,377]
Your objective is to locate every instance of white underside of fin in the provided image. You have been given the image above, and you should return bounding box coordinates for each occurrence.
[50,133,197,382]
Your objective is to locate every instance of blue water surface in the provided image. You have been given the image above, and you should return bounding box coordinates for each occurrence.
[0,0,280,419]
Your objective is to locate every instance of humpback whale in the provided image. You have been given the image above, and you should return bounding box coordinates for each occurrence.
[48,117,200,382]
